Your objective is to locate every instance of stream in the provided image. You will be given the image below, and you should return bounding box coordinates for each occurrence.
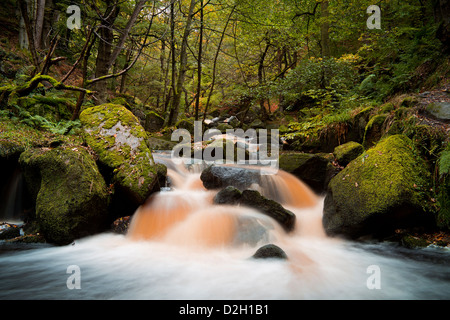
[0,152,449,300]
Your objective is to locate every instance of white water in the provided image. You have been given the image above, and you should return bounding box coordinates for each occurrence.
[0,153,449,300]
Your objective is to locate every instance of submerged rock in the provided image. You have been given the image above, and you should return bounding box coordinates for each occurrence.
[252,244,288,260]
[323,135,435,239]
[240,190,296,232]
[19,147,109,245]
[213,186,296,232]
[213,186,243,205]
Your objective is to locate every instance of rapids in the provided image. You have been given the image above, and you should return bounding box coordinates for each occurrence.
[0,152,449,300]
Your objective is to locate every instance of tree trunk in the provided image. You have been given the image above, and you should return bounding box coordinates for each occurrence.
[34,0,46,50]
[166,0,197,126]
[17,0,39,69]
[320,0,330,58]
[93,2,120,104]
[203,5,236,121]
[195,0,204,121]
[258,41,270,120]
[107,0,147,73]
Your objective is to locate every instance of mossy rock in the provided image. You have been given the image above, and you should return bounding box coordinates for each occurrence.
[145,111,165,132]
[19,147,109,245]
[278,152,337,194]
[379,103,395,114]
[400,96,419,108]
[216,123,234,133]
[401,235,431,249]
[333,141,364,167]
[80,104,161,205]
[175,119,195,134]
[363,114,388,148]
[437,148,450,229]
[426,102,450,121]
[323,135,435,239]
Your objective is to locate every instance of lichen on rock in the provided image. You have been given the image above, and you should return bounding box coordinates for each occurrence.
[80,104,163,206]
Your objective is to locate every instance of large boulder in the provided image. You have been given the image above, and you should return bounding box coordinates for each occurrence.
[19,146,109,245]
[80,104,163,209]
[323,135,435,239]
[278,152,337,194]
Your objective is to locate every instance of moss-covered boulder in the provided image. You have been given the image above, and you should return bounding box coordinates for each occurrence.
[323,135,435,239]
[80,104,162,207]
[363,114,387,148]
[19,147,109,245]
[437,147,450,229]
[278,152,337,194]
[333,141,364,167]
[145,111,165,132]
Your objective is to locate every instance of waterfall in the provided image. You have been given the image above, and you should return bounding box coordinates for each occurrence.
[127,153,325,249]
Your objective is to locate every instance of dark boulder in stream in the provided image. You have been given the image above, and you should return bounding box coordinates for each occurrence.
[200,165,261,191]
[252,244,288,260]
[213,186,296,232]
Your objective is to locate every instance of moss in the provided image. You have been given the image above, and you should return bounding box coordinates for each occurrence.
[80,104,150,168]
[363,114,387,148]
[379,103,395,114]
[400,96,419,108]
[324,135,434,237]
[437,148,450,229]
[333,141,364,167]
[80,104,160,206]
[19,146,109,245]
[401,235,431,249]
[175,119,195,134]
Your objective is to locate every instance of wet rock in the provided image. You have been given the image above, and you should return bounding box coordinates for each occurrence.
[240,190,296,232]
[111,216,131,235]
[0,223,21,240]
[200,165,261,191]
[401,235,431,249]
[213,186,242,205]
[252,244,288,260]
[213,186,296,232]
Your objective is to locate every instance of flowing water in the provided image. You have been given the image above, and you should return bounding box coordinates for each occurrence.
[0,152,449,300]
